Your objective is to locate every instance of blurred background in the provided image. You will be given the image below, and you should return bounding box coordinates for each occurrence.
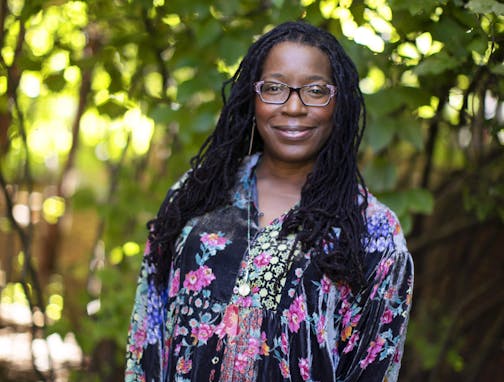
[0,0,502,381]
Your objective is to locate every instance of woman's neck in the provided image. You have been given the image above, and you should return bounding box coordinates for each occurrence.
[255,155,313,191]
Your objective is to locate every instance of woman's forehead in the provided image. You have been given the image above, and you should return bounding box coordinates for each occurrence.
[260,41,332,82]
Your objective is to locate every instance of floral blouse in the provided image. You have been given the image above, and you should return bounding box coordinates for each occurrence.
[126,154,414,382]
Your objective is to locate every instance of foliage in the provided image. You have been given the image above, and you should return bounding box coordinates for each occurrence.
[0,0,502,381]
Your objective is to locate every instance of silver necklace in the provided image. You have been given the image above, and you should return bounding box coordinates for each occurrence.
[237,184,258,297]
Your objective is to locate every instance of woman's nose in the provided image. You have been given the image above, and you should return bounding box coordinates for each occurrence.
[282,89,308,115]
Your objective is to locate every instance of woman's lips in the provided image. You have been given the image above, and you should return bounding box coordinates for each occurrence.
[274,126,314,140]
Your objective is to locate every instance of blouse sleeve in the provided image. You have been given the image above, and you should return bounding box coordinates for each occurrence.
[125,175,189,382]
[125,241,166,382]
[334,207,414,381]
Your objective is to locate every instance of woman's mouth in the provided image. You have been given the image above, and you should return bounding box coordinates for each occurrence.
[274,126,314,140]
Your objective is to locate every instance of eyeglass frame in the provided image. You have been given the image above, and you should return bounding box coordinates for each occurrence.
[253,80,337,107]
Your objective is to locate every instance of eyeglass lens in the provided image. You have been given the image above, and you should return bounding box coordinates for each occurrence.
[259,82,331,106]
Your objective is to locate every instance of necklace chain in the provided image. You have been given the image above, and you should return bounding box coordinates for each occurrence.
[237,184,255,296]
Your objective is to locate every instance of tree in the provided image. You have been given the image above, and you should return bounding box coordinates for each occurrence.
[0,0,502,380]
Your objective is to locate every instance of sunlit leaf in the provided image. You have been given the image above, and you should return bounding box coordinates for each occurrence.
[466,0,504,15]
[414,51,460,76]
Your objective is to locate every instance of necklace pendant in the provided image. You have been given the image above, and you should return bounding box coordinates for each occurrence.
[238,283,251,296]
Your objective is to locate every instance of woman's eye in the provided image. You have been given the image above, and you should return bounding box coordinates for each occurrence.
[307,86,324,94]
[305,85,328,97]
[263,83,283,93]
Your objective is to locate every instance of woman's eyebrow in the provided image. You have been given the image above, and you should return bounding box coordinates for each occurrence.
[262,73,330,82]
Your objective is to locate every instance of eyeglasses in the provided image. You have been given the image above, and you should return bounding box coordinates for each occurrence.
[254,80,336,107]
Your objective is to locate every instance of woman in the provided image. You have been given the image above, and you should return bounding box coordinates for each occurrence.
[126,21,413,382]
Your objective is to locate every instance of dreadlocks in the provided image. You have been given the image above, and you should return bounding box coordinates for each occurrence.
[148,21,368,292]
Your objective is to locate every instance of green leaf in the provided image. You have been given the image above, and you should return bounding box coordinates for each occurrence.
[430,17,471,58]
[365,89,405,116]
[363,158,398,193]
[404,188,434,214]
[195,18,222,48]
[72,188,98,210]
[490,63,504,75]
[218,35,248,65]
[398,212,412,235]
[44,72,67,92]
[397,118,424,150]
[414,51,460,76]
[388,0,440,15]
[376,191,408,216]
[466,0,504,15]
[193,111,215,134]
[96,99,129,119]
[365,116,397,152]
[149,103,174,125]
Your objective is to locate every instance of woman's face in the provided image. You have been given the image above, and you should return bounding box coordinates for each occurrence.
[254,41,335,167]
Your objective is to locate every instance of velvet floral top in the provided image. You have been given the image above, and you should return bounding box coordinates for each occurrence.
[125,154,414,382]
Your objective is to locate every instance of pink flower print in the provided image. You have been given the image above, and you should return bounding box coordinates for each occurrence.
[280,359,290,378]
[234,353,248,373]
[246,336,261,358]
[260,332,270,356]
[237,295,252,308]
[343,331,360,354]
[191,322,214,344]
[376,258,393,281]
[393,347,402,363]
[295,267,303,278]
[174,342,182,356]
[340,304,361,341]
[337,283,351,299]
[360,335,385,369]
[129,322,147,359]
[385,210,400,234]
[380,308,393,324]
[340,302,352,327]
[168,268,181,297]
[200,232,228,250]
[215,304,239,339]
[281,332,289,354]
[370,283,379,300]
[176,357,192,374]
[384,287,396,300]
[316,315,327,344]
[285,295,307,333]
[183,265,216,292]
[321,276,332,294]
[253,252,272,267]
[183,270,201,291]
[199,265,216,285]
[298,357,310,381]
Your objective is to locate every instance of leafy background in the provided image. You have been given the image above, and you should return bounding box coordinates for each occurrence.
[0,0,502,381]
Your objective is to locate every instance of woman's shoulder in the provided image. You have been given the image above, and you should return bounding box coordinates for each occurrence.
[362,190,408,255]
[359,191,414,287]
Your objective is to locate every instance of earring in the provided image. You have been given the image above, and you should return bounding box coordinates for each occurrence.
[248,117,256,156]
